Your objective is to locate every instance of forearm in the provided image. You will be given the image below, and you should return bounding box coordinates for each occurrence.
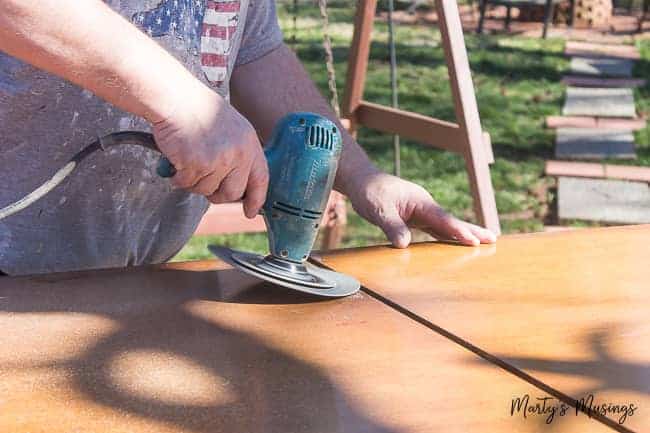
[0,0,207,123]
[230,44,380,196]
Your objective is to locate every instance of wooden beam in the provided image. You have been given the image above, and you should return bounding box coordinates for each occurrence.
[341,0,377,132]
[356,102,464,153]
[436,0,500,234]
[546,115,647,130]
[564,41,641,60]
[353,104,495,163]
[194,203,266,235]
[483,131,494,164]
[545,160,650,183]
[545,160,605,179]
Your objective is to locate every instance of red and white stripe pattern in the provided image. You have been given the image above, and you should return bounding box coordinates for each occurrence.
[200,0,240,86]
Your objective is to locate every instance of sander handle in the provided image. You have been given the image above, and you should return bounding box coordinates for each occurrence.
[97,131,177,178]
[155,157,177,178]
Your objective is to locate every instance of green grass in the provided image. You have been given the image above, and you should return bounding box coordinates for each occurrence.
[173,3,649,262]
[633,40,650,153]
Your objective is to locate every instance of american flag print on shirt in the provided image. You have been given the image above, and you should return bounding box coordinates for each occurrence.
[132,0,241,87]
[200,1,240,85]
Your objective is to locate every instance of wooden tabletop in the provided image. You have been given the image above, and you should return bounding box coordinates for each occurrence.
[322,224,650,432]
[0,254,612,432]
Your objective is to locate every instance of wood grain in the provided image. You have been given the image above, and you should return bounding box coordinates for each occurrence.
[356,101,463,153]
[322,225,650,432]
[0,258,607,432]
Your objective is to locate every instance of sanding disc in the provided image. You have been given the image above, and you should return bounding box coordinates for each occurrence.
[209,245,360,297]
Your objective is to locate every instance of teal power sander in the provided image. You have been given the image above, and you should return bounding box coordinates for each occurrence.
[0,112,360,297]
[206,112,360,297]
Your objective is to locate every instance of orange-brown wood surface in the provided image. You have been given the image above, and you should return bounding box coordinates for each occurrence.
[0,258,611,432]
[322,225,650,432]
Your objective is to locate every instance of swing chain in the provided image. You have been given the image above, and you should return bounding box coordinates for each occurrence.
[387,0,401,177]
[317,0,341,118]
[292,0,298,47]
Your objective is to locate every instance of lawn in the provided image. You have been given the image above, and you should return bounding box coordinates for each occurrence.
[174,2,649,261]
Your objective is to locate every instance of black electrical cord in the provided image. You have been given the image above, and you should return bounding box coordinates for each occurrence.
[0,131,174,221]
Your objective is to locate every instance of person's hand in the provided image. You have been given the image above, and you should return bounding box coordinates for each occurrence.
[152,87,268,218]
[347,171,497,248]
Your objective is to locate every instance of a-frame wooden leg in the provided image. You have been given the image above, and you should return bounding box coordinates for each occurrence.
[505,5,512,30]
[542,0,554,39]
[436,0,500,234]
[342,0,378,138]
[320,191,347,251]
[477,0,488,34]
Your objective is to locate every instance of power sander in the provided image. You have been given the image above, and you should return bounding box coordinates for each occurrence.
[206,112,359,297]
[0,112,360,297]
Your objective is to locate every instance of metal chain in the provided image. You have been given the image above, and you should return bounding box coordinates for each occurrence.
[387,0,401,177]
[291,0,298,47]
[317,0,341,118]
[316,0,345,250]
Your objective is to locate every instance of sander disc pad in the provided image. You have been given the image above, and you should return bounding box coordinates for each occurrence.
[209,245,360,297]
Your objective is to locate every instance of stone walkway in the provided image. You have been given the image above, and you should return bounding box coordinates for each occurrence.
[558,177,650,224]
[569,56,635,78]
[555,128,636,159]
[547,40,650,224]
[563,87,636,118]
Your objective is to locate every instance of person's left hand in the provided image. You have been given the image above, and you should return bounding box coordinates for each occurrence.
[346,171,497,248]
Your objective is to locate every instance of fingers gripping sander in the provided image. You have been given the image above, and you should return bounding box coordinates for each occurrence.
[208,112,360,297]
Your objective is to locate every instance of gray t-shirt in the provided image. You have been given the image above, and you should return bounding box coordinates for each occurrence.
[0,0,283,275]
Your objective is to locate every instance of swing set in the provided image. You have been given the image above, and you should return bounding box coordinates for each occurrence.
[194,0,501,243]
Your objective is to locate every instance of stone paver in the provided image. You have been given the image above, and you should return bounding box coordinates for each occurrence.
[561,75,646,88]
[555,128,636,159]
[546,160,650,183]
[546,115,646,130]
[563,87,636,118]
[570,56,634,78]
[558,177,650,224]
[565,41,641,60]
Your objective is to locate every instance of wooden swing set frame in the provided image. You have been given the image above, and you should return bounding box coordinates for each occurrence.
[342,0,500,234]
[195,0,501,240]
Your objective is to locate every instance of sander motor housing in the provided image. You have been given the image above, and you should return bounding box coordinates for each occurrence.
[262,112,342,263]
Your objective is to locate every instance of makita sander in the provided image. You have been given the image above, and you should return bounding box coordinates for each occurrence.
[208,112,360,297]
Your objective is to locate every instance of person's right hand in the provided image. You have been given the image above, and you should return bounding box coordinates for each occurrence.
[152,87,269,219]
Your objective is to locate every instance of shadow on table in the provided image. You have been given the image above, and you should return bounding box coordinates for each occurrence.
[464,327,648,430]
[0,267,398,433]
[491,328,650,397]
